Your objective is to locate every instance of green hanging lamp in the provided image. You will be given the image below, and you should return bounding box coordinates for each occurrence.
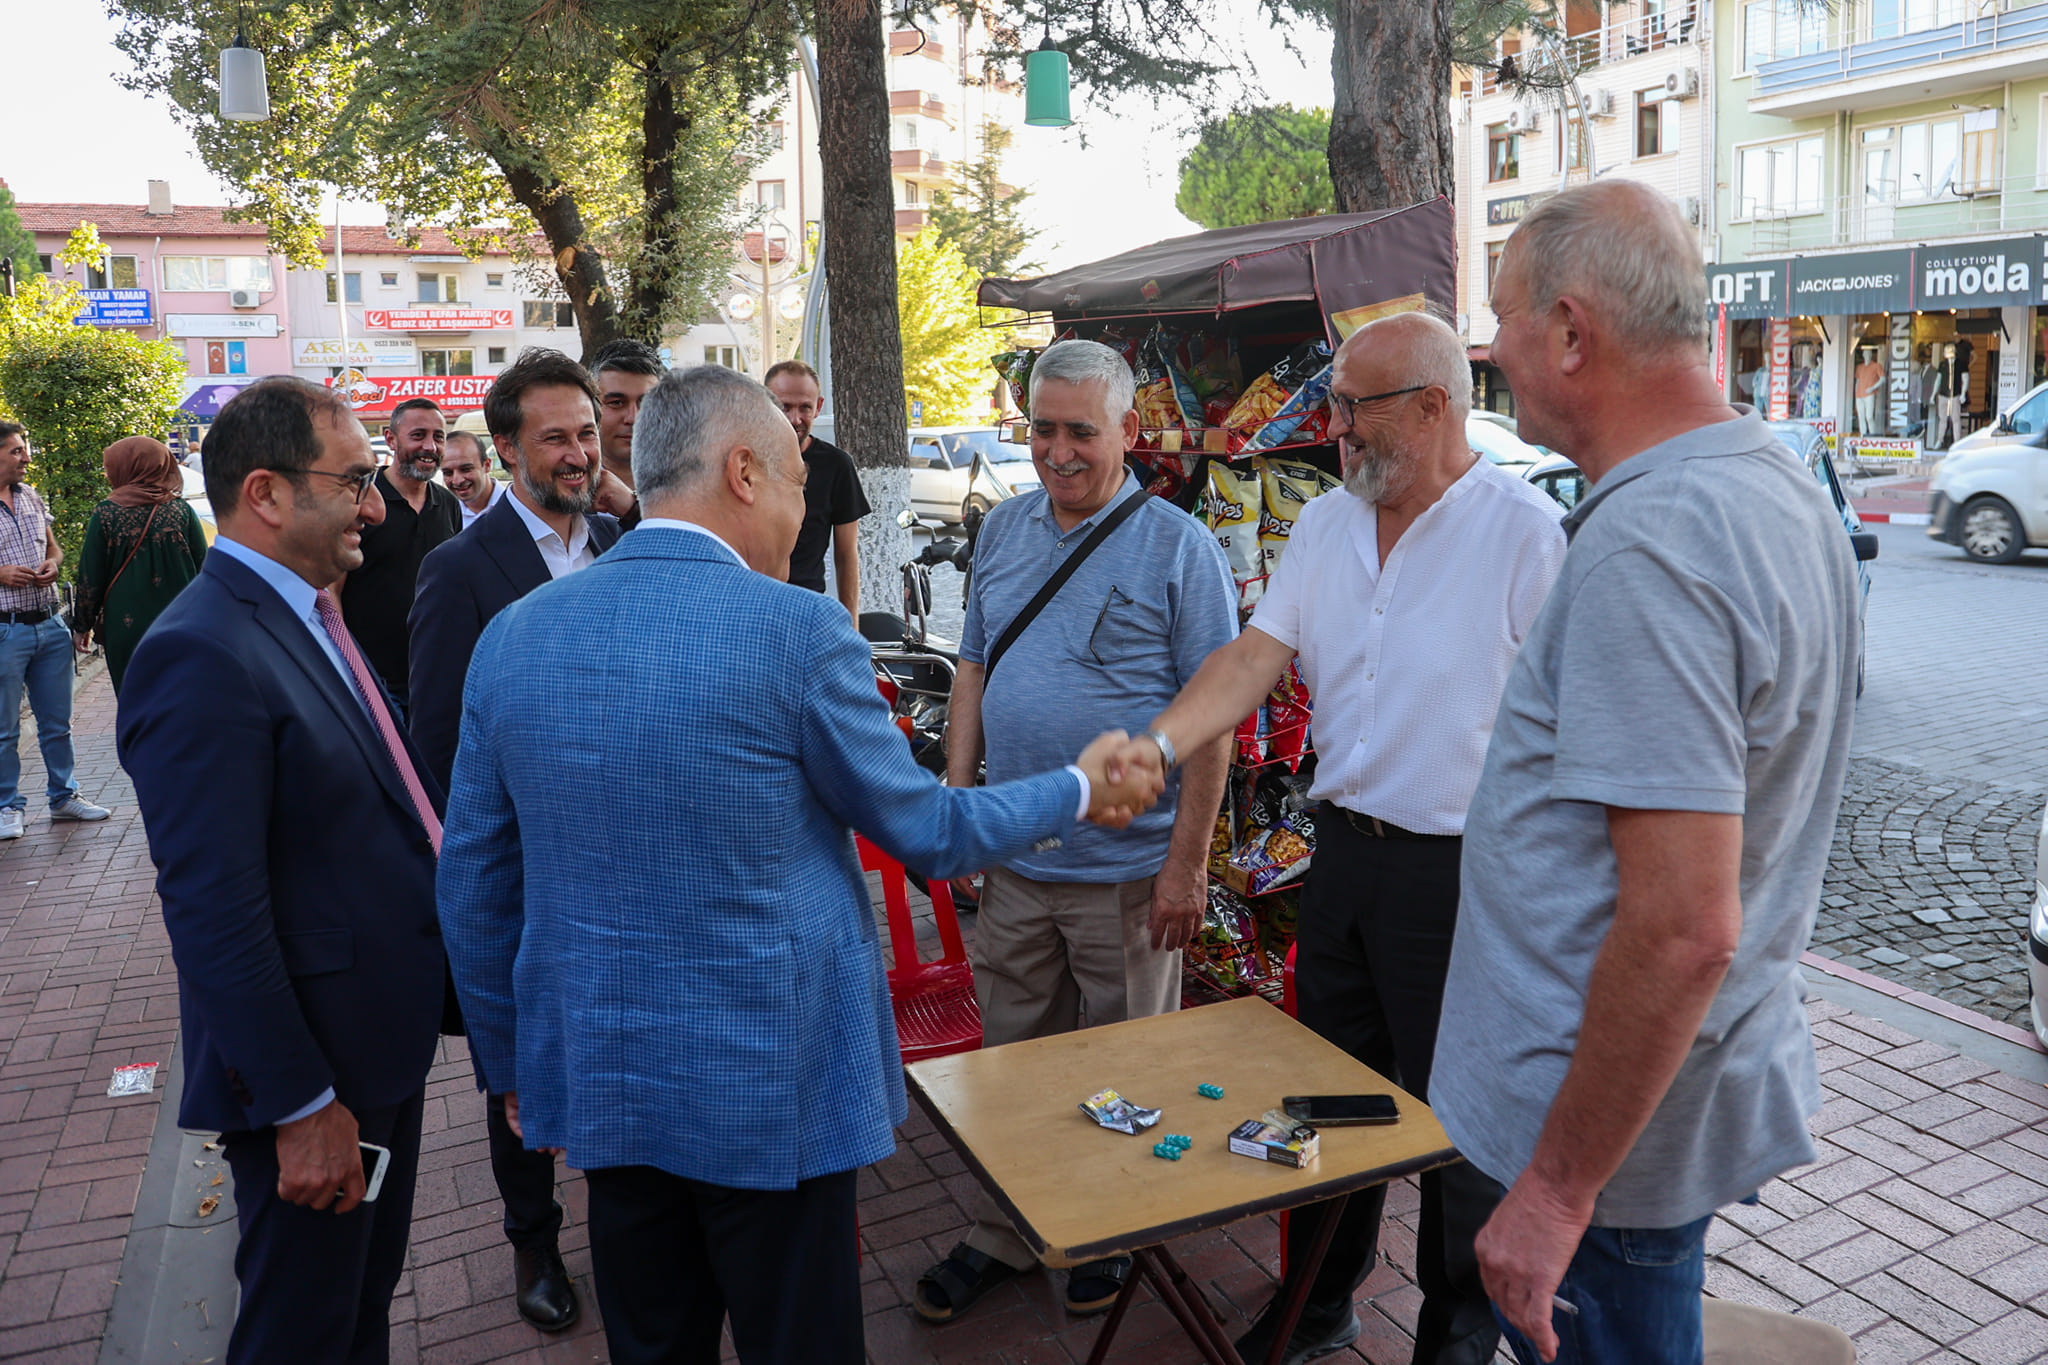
[1024,32,1071,128]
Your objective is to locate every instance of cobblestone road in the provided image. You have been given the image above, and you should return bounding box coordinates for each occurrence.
[1816,524,2048,1028]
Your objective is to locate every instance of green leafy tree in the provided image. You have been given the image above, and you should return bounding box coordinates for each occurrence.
[1175,105,1334,229]
[109,0,797,354]
[896,230,987,427]
[0,185,36,288]
[0,227,186,573]
[928,123,1040,280]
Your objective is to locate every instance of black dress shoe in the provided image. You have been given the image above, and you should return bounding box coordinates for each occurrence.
[1232,1294,1360,1365]
[514,1243,580,1332]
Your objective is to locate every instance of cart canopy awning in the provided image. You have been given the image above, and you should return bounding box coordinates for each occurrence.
[977,198,1456,323]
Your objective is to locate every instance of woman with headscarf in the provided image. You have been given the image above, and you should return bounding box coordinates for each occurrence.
[72,437,208,694]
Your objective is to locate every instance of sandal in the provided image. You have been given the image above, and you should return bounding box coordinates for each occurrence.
[1064,1255,1131,1316]
[912,1242,1023,1323]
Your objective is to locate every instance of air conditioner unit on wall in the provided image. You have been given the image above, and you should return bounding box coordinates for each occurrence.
[1663,68,1699,99]
[227,288,260,309]
[1506,104,1541,134]
[1589,88,1615,118]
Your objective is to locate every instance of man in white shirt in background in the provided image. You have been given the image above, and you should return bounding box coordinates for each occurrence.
[1119,311,1566,1365]
[441,430,506,528]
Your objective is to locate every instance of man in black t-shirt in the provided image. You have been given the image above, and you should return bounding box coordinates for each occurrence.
[340,397,461,713]
[765,360,870,621]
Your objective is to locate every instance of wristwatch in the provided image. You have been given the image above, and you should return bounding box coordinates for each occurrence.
[1142,728,1179,771]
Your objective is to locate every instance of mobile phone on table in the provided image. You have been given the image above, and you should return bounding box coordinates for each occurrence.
[1282,1094,1400,1126]
[359,1142,391,1202]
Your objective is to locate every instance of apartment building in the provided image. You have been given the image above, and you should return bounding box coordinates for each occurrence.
[16,182,292,425]
[675,8,1029,379]
[1454,0,1716,413]
[1710,0,2048,453]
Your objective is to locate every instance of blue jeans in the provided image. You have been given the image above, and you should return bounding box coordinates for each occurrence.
[1495,1209,1713,1365]
[0,617,77,811]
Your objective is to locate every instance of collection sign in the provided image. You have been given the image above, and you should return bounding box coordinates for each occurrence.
[1708,235,2048,317]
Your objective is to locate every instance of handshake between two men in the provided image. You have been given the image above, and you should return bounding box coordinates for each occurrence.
[1072,730,1172,828]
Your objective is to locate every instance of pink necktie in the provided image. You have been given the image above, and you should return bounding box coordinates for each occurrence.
[313,589,444,857]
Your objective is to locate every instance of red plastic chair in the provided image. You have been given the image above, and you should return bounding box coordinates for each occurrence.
[857,836,982,1063]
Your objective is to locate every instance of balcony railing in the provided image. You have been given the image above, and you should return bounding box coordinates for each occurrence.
[1755,2,2048,98]
[1477,1,1701,97]
[1744,173,2048,254]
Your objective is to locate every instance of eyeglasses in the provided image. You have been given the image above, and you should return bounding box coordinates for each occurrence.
[268,466,380,504]
[1327,384,1430,430]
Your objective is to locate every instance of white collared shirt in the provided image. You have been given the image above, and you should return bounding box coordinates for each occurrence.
[1247,458,1566,835]
[457,479,507,529]
[506,490,594,580]
[635,516,744,565]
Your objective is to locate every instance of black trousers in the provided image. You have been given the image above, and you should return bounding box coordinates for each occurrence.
[485,1091,563,1248]
[218,1090,424,1365]
[1283,812,1502,1365]
[583,1163,863,1365]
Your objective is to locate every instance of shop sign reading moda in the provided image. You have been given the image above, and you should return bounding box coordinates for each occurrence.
[1706,236,2048,319]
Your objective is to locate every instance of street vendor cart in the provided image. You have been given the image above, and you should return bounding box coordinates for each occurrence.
[974,199,1458,1009]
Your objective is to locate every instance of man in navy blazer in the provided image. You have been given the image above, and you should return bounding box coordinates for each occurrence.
[438,365,1162,1364]
[119,377,446,1365]
[406,349,622,1331]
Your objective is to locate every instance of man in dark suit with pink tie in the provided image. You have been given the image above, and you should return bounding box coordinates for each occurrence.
[118,377,446,1365]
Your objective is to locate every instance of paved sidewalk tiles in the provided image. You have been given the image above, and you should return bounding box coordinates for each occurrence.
[0,667,2045,1363]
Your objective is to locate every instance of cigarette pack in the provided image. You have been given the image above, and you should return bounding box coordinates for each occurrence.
[1227,1118,1319,1168]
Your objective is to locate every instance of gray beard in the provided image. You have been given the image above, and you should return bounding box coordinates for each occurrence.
[1342,447,1409,504]
[519,463,595,516]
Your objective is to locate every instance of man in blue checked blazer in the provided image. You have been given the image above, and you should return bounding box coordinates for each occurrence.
[438,365,1161,1365]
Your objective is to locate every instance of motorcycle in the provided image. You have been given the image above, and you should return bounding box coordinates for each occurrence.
[862,509,975,776]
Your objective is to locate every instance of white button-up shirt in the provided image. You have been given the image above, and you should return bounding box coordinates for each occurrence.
[458,479,507,529]
[506,489,595,580]
[1248,458,1566,835]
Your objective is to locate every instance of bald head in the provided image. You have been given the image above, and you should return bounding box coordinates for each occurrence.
[1337,310,1472,428]
[1497,179,1707,357]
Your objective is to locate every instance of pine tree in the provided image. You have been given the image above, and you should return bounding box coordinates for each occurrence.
[928,123,1040,280]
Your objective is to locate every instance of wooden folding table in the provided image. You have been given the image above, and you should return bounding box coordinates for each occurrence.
[905,995,1461,1365]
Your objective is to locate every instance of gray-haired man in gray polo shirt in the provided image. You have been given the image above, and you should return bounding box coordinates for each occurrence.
[1431,182,1861,1365]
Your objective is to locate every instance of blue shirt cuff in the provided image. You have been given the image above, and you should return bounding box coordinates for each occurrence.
[276,1086,336,1127]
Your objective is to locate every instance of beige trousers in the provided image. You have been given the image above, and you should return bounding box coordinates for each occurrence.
[962,866,1180,1270]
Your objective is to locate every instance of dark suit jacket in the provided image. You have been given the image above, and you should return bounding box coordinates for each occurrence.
[117,552,447,1133]
[407,493,623,791]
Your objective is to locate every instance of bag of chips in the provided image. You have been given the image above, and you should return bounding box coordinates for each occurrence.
[1206,462,1263,608]
[1265,660,1312,773]
[1255,458,1337,580]
[992,349,1037,418]
[1242,362,1335,455]
[1228,817,1314,896]
[1223,340,1332,453]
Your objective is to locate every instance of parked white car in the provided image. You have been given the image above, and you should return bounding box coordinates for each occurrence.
[1926,380,2048,563]
[907,427,1041,526]
[810,418,1042,527]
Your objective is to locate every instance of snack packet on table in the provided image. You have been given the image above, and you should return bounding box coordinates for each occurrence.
[1079,1088,1164,1135]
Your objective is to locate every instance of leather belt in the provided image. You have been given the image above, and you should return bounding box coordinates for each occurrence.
[0,610,50,625]
[1336,806,1461,842]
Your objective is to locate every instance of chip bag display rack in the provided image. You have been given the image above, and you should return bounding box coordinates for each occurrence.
[977,203,1459,1009]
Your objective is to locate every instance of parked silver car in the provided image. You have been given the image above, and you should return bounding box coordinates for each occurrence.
[908,426,1041,526]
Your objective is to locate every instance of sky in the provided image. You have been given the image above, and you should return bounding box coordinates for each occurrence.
[0,1,1335,274]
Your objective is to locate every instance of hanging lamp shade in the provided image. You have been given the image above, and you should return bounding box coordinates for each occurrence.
[219,32,271,122]
[1023,37,1071,128]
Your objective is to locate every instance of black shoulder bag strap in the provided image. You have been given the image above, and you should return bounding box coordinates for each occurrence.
[982,487,1148,682]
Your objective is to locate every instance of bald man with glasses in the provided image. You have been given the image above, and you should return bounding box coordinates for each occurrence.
[1113,311,1567,1365]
